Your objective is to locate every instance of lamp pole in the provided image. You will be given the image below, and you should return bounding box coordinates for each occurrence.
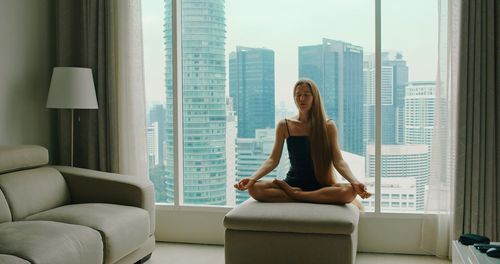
[71,108,74,167]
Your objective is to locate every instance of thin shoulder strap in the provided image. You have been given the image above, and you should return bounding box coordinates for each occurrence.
[284,118,291,137]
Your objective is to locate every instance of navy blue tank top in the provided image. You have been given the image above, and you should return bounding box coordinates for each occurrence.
[284,119,322,191]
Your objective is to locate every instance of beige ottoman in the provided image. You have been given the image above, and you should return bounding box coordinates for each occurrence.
[224,198,359,264]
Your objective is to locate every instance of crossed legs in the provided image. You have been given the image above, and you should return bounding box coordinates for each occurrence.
[273,180,357,204]
[247,180,295,202]
[247,179,357,205]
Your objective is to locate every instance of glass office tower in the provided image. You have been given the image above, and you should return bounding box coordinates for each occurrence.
[299,38,364,155]
[229,47,275,139]
[164,0,227,205]
[404,81,436,210]
[363,52,408,147]
[366,144,429,211]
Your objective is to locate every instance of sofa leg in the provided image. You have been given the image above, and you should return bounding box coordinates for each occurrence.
[134,253,152,264]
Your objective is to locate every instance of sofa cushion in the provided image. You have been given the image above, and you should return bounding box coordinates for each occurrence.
[54,165,156,236]
[0,189,11,223]
[0,145,48,174]
[224,198,359,235]
[0,221,103,264]
[0,167,70,220]
[26,203,150,264]
[0,254,31,264]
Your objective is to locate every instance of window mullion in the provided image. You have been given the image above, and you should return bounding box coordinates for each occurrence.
[172,0,184,206]
[375,0,382,214]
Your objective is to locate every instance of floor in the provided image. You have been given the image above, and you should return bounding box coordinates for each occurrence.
[146,242,451,264]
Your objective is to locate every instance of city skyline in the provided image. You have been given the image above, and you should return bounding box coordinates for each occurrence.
[144,0,440,211]
[142,0,438,108]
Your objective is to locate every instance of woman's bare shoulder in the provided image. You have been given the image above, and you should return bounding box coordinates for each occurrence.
[275,119,288,131]
[277,117,299,124]
[326,119,338,132]
[284,115,300,123]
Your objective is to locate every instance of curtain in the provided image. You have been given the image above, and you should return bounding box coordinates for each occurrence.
[453,0,500,242]
[53,0,147,177]
[113,1,148,177]
[420,0,461,258]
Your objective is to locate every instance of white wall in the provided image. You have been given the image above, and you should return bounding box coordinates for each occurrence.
[155,205,441,255]
[0,0,53,150]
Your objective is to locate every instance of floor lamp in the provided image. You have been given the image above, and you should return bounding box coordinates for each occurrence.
[46,67,98,166]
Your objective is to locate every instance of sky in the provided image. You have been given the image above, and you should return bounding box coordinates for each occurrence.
[141,0,438,109]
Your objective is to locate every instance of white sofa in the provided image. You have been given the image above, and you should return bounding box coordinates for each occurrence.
[0,145,155,264]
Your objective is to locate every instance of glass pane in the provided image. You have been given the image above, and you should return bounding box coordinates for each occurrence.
[228,0,375,206]
[379,0,439,212]
[149,0,375,207]
[179,0,227,205]
[142,0,173,204]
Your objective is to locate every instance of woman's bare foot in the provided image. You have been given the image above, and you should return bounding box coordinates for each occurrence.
[272,179,301,199]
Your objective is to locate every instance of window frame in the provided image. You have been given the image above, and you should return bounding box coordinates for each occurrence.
[164,0,428,215]
[149,0,450,254]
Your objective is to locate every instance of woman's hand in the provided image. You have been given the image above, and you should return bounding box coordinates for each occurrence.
[234,178,257,191]
[351,181,371,199]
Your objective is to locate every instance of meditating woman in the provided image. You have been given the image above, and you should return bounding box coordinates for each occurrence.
[234,79,371,206]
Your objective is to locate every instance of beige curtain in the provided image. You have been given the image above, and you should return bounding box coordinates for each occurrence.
[113,1,148,177]
[420,0,460,257]
[453,0,500,242]
[53,0,147,177]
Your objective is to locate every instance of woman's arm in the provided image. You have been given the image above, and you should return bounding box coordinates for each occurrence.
[234,120,287,191]
[328,121,371,199]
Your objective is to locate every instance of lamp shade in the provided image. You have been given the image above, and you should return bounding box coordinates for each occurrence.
[46,67,98,109]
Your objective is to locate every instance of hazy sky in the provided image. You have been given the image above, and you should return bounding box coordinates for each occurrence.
[142,0,438,108]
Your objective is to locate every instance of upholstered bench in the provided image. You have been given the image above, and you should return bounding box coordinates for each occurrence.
[224,198,359,264]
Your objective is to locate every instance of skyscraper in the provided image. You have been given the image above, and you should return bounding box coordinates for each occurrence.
[363,61,396,145]
[147,122,159,166]
[404,81,436,210]
[366,144,429,211]
[147,104,168,202]
[363,52,408,147]
[164,0,227,205]
[384,53,408,144]
[404,81,436,147]
[148,104,166,165]
[226,97,237,206]
[235,129,289,204]
[299,38,364,155]
[229,47,275,138]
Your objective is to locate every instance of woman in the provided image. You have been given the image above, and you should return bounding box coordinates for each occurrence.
[234,79,371,206]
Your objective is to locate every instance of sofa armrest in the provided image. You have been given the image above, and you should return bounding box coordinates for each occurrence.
[52,166,155,234]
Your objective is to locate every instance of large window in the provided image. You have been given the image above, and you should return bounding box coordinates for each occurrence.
[142,0,441,212]
[377,0,438,212]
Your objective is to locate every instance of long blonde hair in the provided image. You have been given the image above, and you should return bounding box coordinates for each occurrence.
[293,79,336,186]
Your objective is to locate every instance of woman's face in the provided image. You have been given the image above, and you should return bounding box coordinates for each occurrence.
[294,84,314,112]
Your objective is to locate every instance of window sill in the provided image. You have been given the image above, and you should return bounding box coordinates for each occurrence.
[154,203,445,254]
